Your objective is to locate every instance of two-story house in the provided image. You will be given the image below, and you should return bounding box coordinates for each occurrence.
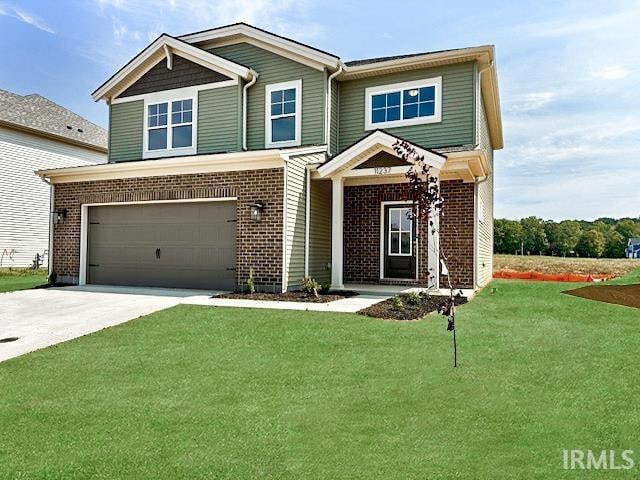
[38,23,502,293]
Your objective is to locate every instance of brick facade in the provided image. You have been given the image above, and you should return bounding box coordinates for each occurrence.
[52,168,285,292]
[343,180,475,288]
[439,180,475,288]
[343,183,430,284]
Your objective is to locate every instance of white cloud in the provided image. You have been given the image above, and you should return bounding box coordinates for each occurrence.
[0,3,55,33]
[507,91,556,112]
[591,65,631,80]
[93,0,321,40]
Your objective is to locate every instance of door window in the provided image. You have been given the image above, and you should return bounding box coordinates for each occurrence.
[388,207,412,256]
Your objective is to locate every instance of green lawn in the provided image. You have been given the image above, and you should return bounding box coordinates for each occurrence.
[1,272,639,479]
[0,269,47,293]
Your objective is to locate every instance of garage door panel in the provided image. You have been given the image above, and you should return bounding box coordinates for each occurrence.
[88,202,236,290]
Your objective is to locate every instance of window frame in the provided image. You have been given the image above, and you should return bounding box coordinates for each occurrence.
[143,90,197,159]
[265,79,302,148]
[364,77,442,131]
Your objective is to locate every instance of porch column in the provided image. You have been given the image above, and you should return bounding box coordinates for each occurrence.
[331,176,344,289]
[427,175,441,289]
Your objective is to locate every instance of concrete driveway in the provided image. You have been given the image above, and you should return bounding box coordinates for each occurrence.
[0,285,216,363]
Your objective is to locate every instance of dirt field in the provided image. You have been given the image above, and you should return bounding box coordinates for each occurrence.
[493,254,640,277]
[564,284,640,309]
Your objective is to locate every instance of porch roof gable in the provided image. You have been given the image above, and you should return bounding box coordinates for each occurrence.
[316,130,447,178]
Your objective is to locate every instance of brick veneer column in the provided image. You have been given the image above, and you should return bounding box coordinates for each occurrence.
[439,180,475,288]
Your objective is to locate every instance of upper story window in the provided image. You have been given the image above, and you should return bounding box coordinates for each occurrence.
[144,94,196,159]
[265,79,302,148]
[365,77,442,131]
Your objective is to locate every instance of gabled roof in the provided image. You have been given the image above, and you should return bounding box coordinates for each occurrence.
[0,89,107,151]
[92,34,254,102]
[179,22,341,71]
[317,130,446,178]
[629,238,640,245]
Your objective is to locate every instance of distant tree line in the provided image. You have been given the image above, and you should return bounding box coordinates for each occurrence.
[494,217,640,258]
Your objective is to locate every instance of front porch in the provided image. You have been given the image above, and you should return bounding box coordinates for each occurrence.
[311,130,488,291]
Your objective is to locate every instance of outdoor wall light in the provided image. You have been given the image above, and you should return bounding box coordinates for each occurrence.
[53,208,67,224]
[249,202,265,222]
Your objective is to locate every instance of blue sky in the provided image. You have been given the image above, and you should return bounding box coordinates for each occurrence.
[1,0,639,221]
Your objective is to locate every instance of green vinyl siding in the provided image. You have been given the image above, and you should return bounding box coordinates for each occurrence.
[208,43,325,150]
[197,85,241,154]
[285,155,308,290]
[337,62,475,151]
[308,179,332,284]
[109,100,143,162]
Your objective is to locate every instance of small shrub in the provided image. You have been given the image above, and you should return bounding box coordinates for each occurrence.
[245,268,256,294]
[302,276,320,297]
[407,291,421,305]
[319,282,331,295]
[391,295,404,311]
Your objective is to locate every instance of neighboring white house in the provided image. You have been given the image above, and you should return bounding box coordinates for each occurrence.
[0,89,107,268]
[627,238,640,259]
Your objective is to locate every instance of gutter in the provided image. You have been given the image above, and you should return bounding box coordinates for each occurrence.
[242,70,259,150]
[325,65,343,153]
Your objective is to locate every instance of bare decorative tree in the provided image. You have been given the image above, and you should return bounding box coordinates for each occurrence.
[393,140,461,367]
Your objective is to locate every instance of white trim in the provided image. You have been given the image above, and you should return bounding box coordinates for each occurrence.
[111,80,237,105]
[48,183,54,276]
[38,147,323,184]
[364,77,442,131]
[180,24,340,71]
[428,187,440,289]
[317,130,446,178]
[265,79,302,148]
[379,201,418,281]
[79,197,237,286]
[142,89,197,159]
[282,160,289,292]
[330,177,344,288]
[342,165,411,178]
[93,34,251,102]
[304,166,311,277]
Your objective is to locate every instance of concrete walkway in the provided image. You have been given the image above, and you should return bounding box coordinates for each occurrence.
[0,285,391,363]
[182,293,389,313]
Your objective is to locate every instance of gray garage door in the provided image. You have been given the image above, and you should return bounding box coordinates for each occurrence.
[87,201,236,290]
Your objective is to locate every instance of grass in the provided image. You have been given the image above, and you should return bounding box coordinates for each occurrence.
[494,253,640,277]
[0,268,47,293]
[0,271,639,478]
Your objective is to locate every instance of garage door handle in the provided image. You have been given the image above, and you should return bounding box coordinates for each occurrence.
[155,248,161,259]
[226,267,236,271]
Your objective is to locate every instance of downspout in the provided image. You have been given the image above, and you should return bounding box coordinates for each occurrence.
[325,65,343,154]
[242,70,259,151]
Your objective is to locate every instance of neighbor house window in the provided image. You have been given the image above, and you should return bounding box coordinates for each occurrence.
[144,96,196,158]
[265,79,302,148]
[365,77,442,130]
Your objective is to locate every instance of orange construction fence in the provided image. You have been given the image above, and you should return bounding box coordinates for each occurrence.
[493,270,611,283]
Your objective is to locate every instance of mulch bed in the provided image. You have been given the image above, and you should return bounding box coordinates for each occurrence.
[214,290,358,303]
[359,294,468,321]
[564,284,640,309]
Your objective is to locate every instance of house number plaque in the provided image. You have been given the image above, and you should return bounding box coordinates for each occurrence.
[374,166,391,175]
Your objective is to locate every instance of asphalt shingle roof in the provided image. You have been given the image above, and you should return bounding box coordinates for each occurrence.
[344,48,467,67]
[0,89,107,150]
